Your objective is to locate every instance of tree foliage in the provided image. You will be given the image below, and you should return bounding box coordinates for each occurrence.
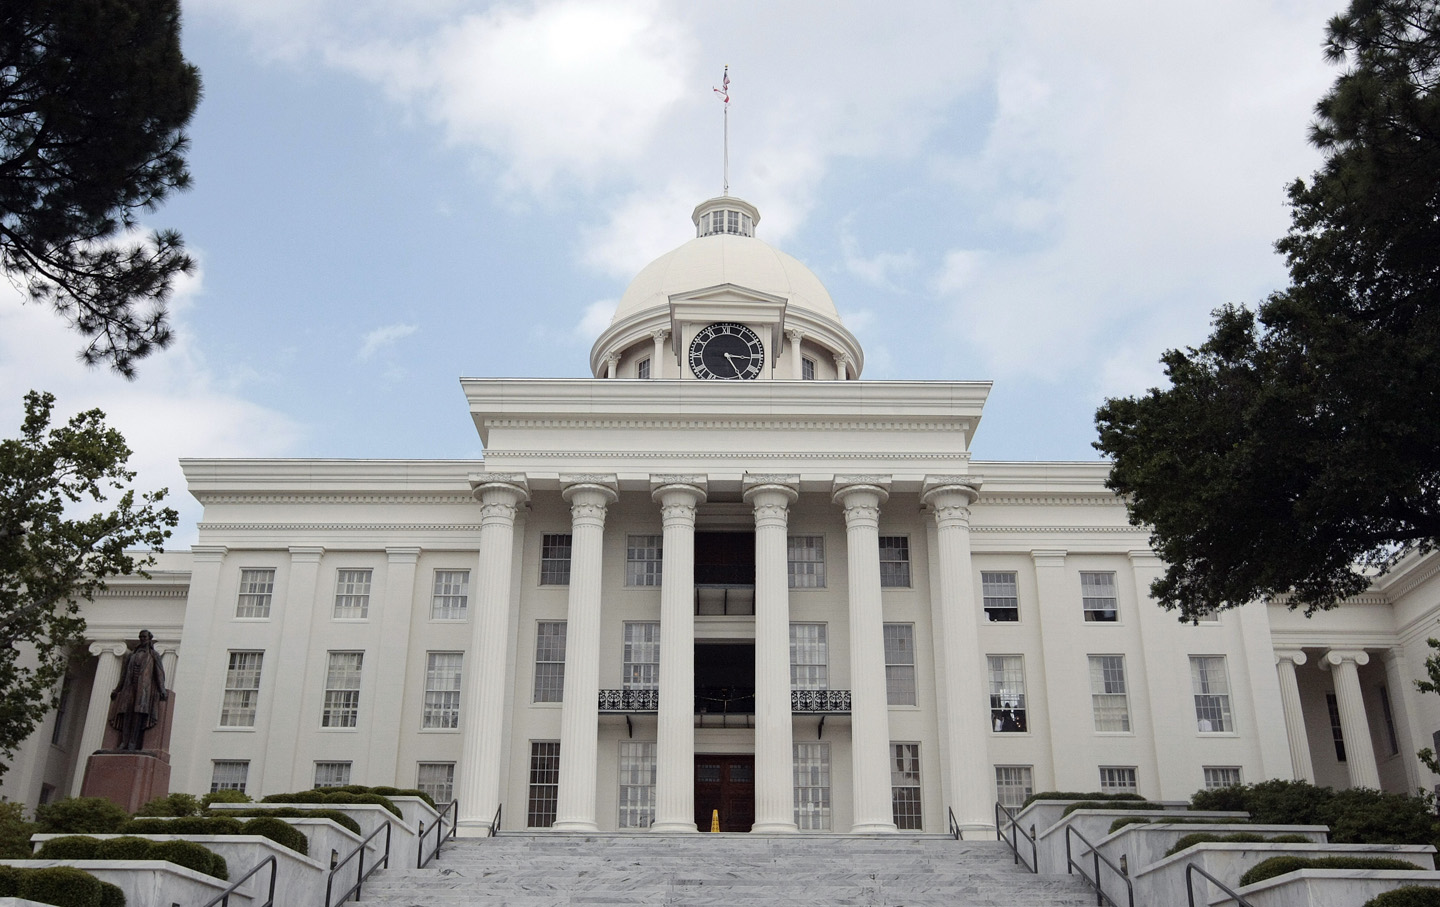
[1,0,201,376]
[0,391,176,776]
[1095,0,1440,619]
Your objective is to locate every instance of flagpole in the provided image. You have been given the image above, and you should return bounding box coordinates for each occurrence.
[723,96,729,196]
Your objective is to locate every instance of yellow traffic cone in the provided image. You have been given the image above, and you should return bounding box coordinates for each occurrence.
[710,809,719,832]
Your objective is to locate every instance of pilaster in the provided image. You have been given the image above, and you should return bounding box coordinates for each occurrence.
[367,547,421,783]
[263,545,324,792]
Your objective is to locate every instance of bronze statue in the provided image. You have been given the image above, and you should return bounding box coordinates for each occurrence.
[109,630,167,751]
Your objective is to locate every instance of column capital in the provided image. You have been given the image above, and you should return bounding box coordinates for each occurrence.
[922,477,981,528]
[832,475,891,505]
[651,474,708,495]
[560,474,619,494]
[190,545,228,563]
[1275,649,1308,667]
[1030,548,1068,568]
[921,475,982,501]
[649,328,670,342]
[288,545,325,563]
[386,546,422,564]
[743,473,799,495]
[563,480,618,529]
[468,472,530,500]
[652,479,706,523]
[744,480,798,528]
[89,641,127,658]
[1323,649,1370,669]
[786,328,806,343]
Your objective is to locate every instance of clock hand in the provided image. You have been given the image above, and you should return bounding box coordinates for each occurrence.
[722,352,745,375]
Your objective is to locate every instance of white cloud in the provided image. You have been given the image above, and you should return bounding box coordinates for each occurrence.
[575,300,615,341]
[358,323,419,361]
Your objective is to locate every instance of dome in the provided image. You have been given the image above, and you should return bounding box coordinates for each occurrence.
[611,203,841,325]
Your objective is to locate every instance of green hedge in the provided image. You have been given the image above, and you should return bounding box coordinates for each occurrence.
[35,835,227,881]
[199,790,252,810]
[1108,815,1243,834]
[212,807,361,836]
[1239,855,1425,887]
[33,799,128,835]
[1061,800,1167,816]
[0,864,125,907]
[260,789,402,818]
[1365,887,1440,906]
[1021,791,1147,808]
[1192,780,1440,850]
[134,794,201,818]
[0,802,38,858]
[118,815,307,855]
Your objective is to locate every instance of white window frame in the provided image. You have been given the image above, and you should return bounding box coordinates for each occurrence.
[533,621,566,703]
[236,568,275,619]
[625,535,663,587]
[617,741,656,829]
[314,761,352,788]
[879,536,911,588]
[794,742,831,831]
[1099,766,1138,795]
[622,622,660,690]
[210,760,249,793]
[321,651,363,728]
[539,534,572,585]
[417,762,455,804]
[995,765,1034,810]
[789,623,828,690]
[891,743,922,830]
[981,571,1020,622]
[333,568,372,619]
[528,741,560,828]
[430,569,469,620]
[787,535,825,588]
[219,651,263,728]
[1203,766,1242,789]
[1081,571,1119,622]
[801,357,816,380]
[636,357,650,380]
[987,655,1027,733]
[423,652,463,729]
[1088,655,1131,732]
[884,623,917,706]
[1190,655,1234,733]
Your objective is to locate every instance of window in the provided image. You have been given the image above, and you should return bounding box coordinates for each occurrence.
[528,742,560,827]
[533,622,566,702]
[1203,766,1242,789]
[879,537,911,587]
[801,357,815,380]
[790,624,828,690]
[618,742,656,829]
[987,655,1027,732]
[1081,572,1118,622]
[982,572,1019,622]
[220,651,263,727]
[540,534,572,585]
[1190,656,1233,732]
[787,536,825,588]
[210,761,249,793]
[884,624,916,706]
[314,761,351,788]
[417,763,455,804]
[236,568,275,618]
[333,568,372,619]
[637,357,650,379]
[322,652,364,728]
[423,652,463,729]
[995,766,1034,810]
[622,622,659,689]
[1088,655,1131,732]
[1326,693,1346,761]
[794,743,831,830]
[891,743,922,830]
[1099,766,1137,795]
[431,570,469,620]
[1379,685,1400,755]
[626,535,663,586]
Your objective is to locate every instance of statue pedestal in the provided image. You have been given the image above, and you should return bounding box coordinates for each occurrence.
[80,751,171,812]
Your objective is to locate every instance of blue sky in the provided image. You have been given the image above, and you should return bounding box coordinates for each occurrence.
[0,0,1342,544]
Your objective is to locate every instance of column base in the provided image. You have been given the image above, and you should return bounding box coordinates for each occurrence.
[650,821,698,833]
[750,821,798,834]
[552,820,600,833]
[849,822,898,834]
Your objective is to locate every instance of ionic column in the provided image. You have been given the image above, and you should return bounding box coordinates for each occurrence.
[651,476,707,832]
[745,474,799,833]
[787,329,806,379]
[650,330,669,379]
[922,476,989,832]
[834,476,896,834]
[1274,650,1315,783]
[457,474,529,835]
[73,643,126,779]
[1323,649,1380,789]
[605,353,620,379]
[833,353,850,381]
[553,476,618,832]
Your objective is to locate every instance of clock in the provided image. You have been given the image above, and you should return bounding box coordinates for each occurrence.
[688,322,765,380]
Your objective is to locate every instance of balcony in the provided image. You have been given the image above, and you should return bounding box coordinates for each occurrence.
[791,689,852,713]
[597,689,658,712]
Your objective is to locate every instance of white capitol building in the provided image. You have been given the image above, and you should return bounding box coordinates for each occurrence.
[6,195,1439,837]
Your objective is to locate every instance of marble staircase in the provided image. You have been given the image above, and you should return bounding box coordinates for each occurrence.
[355,832,1098,906]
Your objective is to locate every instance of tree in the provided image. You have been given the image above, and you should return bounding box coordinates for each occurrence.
[1095,0,1440,620]
[1,0,201,376]
[0,391,177,777]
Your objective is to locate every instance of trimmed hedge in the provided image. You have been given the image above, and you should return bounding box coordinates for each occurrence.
[35,835,227,881]
[134,794,201,818]
[199,790,252,810]
[1365,887,1440,907]
[0,802,38,858]
[33,799,128,835]
[213,807,362,836]
[1165,832,1268,857]
[1108,815,1242,833]
[1021,791,1147,808]
[0,864,124,907]
[1192,780,1440,851]
[118,815,307,855]
[260,789,403,818]
[1061,800,1166,816]
[1239,855,1425,887]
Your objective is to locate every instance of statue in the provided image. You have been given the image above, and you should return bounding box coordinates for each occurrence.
[109,630,167,751]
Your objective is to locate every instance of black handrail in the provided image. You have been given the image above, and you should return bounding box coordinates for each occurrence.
[994,801,1038,873]
[197,854,276,907]
[1065,825,1134,907]
[418,799,459,868]
[325,820,391,907]
[948,807,962,840]
[1186,862,1256,907]
[488,803,502,837]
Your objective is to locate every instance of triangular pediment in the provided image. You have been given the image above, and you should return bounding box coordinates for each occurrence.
[668,282,789,308]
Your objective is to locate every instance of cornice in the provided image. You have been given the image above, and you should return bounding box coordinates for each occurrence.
[1379,552,1440,600]
[482,417,971,433]
[91,586,189,599]
[970,526,1147,536]
[977,494,1122,507]
[193,493,478,506]
[482,450,971,462]
[198,522,484,533]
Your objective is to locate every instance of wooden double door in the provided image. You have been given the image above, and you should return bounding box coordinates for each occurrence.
[694,755,754,832]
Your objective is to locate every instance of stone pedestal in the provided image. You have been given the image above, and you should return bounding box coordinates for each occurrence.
[80,692,176,811]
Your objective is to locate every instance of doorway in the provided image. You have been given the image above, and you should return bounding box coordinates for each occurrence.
[694,755,755,832]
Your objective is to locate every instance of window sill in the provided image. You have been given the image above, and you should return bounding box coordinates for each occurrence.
[989,731,1033,737]
[213,726,257,732]
[1093,731,1135,737]
[1195,731,1240,738]
[419,727,461,734]
[317,727,360,733]
[530,701,563,709]
[230,617,272,623]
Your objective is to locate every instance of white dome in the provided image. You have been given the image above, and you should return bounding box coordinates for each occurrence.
[612,233,841,324]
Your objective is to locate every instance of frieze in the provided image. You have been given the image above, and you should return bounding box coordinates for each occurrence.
[91,586,189,599]
[198,522,485,532]
[485,450,970,461]
[482,418,969,433]
[194,493,479,506]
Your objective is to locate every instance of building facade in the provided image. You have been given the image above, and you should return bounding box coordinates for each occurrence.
[6,196,1439,835]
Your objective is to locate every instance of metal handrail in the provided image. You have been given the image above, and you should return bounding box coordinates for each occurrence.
[1186,862,1256,907]
[488,803,502,837]
[948,807,962,840]
[1065,825,1134,907]
[417,799,459,868]
[325,820,392,907]
[994,801,1038,873]
[197,854,276,907]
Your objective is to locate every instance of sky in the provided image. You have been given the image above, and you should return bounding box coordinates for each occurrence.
[1,0,1345,546]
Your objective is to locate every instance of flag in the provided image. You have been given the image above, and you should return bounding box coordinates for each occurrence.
[713,66,729,104]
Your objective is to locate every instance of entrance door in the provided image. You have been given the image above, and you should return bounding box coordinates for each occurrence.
[694,755,755,832]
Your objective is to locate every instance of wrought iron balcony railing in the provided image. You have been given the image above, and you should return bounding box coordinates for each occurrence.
[598,689,659,712]
[791,689,852,713]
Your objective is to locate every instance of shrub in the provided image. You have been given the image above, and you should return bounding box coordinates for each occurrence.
[1240,855,1425,887]
[1022,791,1146,808]
[16,866,105,907]
[1366,887,1440,907]
[150,839,227,880]
[1108,815,1241,833]
[33,798,127,835]
[0,802,37,858]
[36,836,102,860]
[372,786,437,809]
[1267,834,1312,844]
[35,835,227,883]
[215,808,362,836]
[135,793,201,818]
[98,881,125,907]
[262,790,402,818]
[0,865,21,897]
[241,817,308,856]
[1061,800,1165,816]
[1165,832,1269,857]
[199,790,251,810]
[1192,780,1440,850]
[122,816,243,837]
[94,836,155,862]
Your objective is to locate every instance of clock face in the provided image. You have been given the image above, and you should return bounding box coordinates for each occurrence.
[688,322,765,380]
